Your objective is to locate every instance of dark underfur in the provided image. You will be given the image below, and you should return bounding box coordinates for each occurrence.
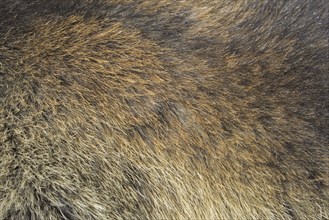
[0,0,328,219]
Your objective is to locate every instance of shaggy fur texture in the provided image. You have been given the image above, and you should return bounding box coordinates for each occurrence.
[1,0,328,219]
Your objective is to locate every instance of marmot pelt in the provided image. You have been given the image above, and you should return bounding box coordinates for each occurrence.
[1,0,328,219]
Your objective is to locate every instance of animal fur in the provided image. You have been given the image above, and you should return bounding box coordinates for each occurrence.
[0,0,328,219]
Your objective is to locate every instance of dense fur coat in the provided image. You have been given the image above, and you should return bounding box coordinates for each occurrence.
[1,0,328,219]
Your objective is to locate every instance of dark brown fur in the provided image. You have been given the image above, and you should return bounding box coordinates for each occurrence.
[1,0,328,219]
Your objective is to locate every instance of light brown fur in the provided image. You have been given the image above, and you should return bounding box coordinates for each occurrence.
[1,0,328,219]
